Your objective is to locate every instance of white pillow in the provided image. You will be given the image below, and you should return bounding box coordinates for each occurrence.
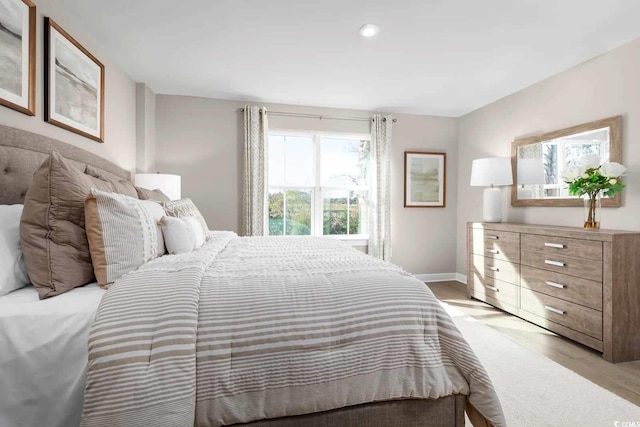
[183,216,205,249]
[160,216,195,254]
[0,205,30,296]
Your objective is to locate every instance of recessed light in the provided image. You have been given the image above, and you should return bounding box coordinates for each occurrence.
[359,24,379,38]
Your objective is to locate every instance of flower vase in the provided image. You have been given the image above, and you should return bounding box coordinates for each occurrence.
[583,193,602,230]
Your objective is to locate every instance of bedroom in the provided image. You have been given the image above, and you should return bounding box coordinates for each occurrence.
[1,0,640,426]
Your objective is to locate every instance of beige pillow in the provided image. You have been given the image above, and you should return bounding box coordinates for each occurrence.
[20,151,113,299]
[136,186,170,201]
[161,198,209,235]
[85,165,138,199]
[85,189,166,288]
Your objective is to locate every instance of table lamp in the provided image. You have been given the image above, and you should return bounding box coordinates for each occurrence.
[470,157,513,222]
[134,173,181,201]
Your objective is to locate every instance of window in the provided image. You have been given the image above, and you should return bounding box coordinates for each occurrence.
[267,131,371,238]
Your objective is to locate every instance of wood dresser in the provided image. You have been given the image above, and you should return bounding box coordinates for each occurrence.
[467,222,640,363]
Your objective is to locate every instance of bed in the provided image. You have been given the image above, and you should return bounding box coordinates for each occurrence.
[0,124,504,427]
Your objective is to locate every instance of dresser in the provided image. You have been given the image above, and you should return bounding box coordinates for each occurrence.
[467,222,640,363]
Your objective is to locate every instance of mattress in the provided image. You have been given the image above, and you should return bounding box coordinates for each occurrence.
[0,283,105,427]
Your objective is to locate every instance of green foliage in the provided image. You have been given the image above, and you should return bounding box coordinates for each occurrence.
[566,167,625,198]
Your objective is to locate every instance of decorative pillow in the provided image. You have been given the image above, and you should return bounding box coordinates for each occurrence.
[0,205,30,296]
[159,216,195,254]
[161,198,209,235]
[183,216,205,248]
[85,189,166,288]
[85,165,138,199]
[136,186,170,202]
[20,151,114,299]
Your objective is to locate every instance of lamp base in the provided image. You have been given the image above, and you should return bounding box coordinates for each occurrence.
[483,187,503,222]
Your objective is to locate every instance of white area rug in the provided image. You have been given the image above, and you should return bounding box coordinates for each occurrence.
[440,302,640,426]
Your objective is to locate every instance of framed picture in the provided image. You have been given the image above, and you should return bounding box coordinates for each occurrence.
[404,151,446,208]
[44,17,104,142]
[0,0,35,115]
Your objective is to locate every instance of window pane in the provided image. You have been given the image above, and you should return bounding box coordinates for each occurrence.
[268,189,312,236]
[321,138,370,187]
[285,189,311,235]
[268,134,314,187]
[323,190,367,235]
[268,190,285,236]
[268,135,285,187]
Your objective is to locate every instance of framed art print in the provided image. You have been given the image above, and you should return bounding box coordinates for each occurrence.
[0,0,35,115]
[44,17,104,142]
[404,151,446,207]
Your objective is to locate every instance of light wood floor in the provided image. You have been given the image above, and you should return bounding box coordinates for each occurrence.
[427,281,640,407]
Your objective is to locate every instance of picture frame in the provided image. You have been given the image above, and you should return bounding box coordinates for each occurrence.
[0,0,36,115]
[44,17,104,142]
[404,151,446,208]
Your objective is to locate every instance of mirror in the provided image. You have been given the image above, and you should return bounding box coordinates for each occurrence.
[511,116,622,207]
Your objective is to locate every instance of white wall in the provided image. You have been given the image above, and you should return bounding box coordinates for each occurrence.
[155,96,458,275]
[0,0,137,172]
[456,37,640,274]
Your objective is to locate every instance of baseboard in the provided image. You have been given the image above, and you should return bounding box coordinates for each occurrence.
[414,273,467,284]
[415,273,456,283]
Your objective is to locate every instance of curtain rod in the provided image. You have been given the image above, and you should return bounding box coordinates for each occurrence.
[239,108,397,123]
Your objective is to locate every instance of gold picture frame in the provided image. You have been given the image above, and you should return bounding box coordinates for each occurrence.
[404,151,447,208]
[0,0,36,115]
[44,17,104,142]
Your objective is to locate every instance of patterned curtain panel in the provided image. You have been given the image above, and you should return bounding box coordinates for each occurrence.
[369,114,393,260]
[242,106,268,236]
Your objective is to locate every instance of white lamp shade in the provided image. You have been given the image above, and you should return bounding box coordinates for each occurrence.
[135,173,181,200]
[470,157,513,187]
[517,158,545,185]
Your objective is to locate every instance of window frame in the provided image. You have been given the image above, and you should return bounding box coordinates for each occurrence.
[266,129,372,243]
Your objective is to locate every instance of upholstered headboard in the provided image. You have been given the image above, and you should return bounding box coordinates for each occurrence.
[0,124,131,205]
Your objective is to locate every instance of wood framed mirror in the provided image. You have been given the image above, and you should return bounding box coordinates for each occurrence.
[511,116,622,207]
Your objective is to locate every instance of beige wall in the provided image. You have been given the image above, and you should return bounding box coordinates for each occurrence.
[456,37,640,274]
[155,96,458,275]
[135,83,156,172]
[0,0,137,172]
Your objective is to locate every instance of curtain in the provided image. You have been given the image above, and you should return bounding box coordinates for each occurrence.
[368,114,393,260]
[242,106,268,236]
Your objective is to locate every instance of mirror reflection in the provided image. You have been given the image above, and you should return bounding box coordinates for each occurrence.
[511,116,621,207]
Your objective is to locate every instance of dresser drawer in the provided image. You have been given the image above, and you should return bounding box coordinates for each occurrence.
[471,254,520,285]
[470,274,519,307]
[521,265,602,311]
[521,250,602,280]
[520,288,602,340]
[470,227,520,262]
[521,233,602,261]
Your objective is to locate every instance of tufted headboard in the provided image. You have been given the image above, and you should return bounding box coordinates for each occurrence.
[0,124,131,205]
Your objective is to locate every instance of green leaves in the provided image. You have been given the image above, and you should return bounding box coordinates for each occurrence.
[565,166,625,198]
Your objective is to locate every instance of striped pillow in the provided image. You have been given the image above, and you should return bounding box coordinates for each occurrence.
[85,189,166,288]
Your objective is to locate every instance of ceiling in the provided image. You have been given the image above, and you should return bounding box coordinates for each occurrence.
[58,0,640,117]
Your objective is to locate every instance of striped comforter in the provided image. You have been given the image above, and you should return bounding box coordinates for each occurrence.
[81,232,505,427]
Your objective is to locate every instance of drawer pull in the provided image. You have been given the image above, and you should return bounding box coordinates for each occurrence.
[544,260,566,267]
[487,266,499,272]
[544,305,566,315]
[486,235,499,240]
[544,242,565,249]
[545,281,566,289]
[486,249,499,254]
[485,285,499,292]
